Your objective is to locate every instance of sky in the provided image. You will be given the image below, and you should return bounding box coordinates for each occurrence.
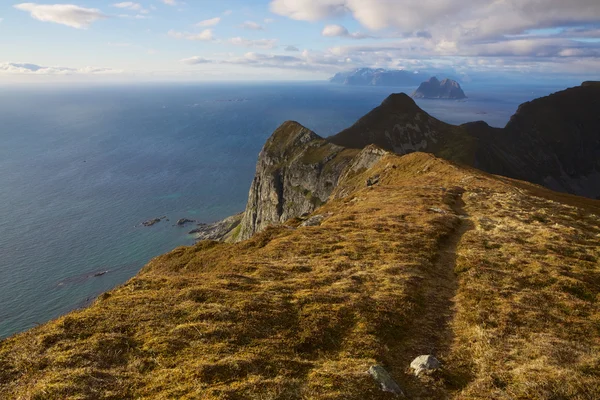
[0,0,599,83]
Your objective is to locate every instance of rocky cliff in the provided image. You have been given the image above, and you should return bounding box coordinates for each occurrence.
[412,77,467,99]
[237,121,360,241]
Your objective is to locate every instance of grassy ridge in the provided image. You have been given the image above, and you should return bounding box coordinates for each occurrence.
[1,152,599,399]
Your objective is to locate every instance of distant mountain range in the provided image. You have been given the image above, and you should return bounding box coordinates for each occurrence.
[329,68,425,86]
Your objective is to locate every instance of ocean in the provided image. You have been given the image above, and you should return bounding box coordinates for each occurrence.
[0,81,570,338]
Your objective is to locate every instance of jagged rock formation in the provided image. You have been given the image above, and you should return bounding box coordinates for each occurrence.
[330,68,424,86]
[412,77,467,99]
[237,121,360,241]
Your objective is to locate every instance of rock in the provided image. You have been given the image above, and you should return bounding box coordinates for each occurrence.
[300,213,332,227]
[412,77,467,99]
[142,218,161,227]
[367,175,380,187]
[93,271,107,277]
[176,218,195,227]
[368,365,405,397]
[410,355,441,376]
[237,121,357,241]
[191,213,243,242]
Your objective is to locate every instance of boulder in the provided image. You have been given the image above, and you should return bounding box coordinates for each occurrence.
[368,365,405,397]
[410,355,441,376]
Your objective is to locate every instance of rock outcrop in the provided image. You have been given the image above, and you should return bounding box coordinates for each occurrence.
[412,77,467,99]
[237,121,359,241]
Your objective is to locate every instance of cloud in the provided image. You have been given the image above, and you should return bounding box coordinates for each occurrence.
[228,37,278,49]
[322,24,371,39]
[180,56,213,65]
[161,0,177,5]
[223,10,232,16]
[285,45,300,52]
[196,17,220,27]
[240,21,264,30]
[112,2,142,11]
[14,3,107,29]
[270,0,600,43]
[0,62,122,75]
[168,29,214,41]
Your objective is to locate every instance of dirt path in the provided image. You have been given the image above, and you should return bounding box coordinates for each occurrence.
[398,188,474,398]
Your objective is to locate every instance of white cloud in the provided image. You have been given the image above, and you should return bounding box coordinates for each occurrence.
[0,62,122,75]
[264,18,275,24]
[168,29,214,41]
[196,17,220,27]
[223,10,232,16]
[112,2,142,11]
[161,0,177,5]
[14,3,107,29]
[228,37,278,49]
[322,24,371,39]
[285,45,300,52]
[240,21,264,31]
[180,56,213,65]
[271,0,600,43]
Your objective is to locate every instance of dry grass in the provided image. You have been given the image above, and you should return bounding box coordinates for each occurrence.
[1,152,599,399]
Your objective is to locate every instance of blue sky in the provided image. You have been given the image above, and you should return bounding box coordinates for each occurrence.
[1,0,599,82]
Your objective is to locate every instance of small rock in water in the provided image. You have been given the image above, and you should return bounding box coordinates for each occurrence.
[176,218,195,226]
[410,355,441,376]
[368,365,405,397]
[142,218,162,227]
[93,271,108,277]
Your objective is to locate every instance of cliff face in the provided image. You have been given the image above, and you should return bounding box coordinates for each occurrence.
[412,77,467,99]
[476,84,600,198]
[237,121,359,241]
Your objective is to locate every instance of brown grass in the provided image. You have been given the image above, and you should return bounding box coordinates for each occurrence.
[1,152,599,399]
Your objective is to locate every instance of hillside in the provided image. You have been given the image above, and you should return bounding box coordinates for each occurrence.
[330,83,600,200]
[2,150,600,399]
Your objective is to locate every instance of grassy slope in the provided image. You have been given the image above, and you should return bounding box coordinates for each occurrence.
[1,152,599,399]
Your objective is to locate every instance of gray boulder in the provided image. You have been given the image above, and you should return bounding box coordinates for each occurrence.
[368,365,405,397]
[410,355,441,376]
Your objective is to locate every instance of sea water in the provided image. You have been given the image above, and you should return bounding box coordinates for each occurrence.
[0,81,570,338]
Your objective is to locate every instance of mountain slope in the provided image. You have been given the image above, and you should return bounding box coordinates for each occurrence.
[330,83,600,199]
[1,151,600,399]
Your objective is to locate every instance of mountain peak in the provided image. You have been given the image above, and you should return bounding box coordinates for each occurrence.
[380,92,420,110]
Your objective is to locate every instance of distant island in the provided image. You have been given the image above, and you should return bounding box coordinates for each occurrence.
[330,68,424,86]
[412,77,467,99]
